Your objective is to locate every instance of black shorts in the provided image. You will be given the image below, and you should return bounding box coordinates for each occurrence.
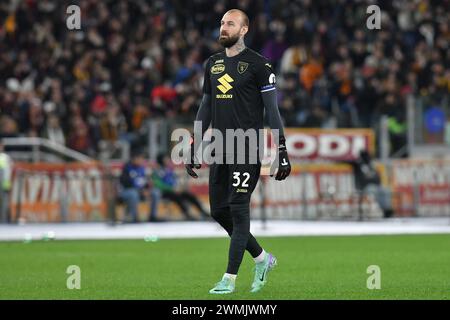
[209,162,261,210]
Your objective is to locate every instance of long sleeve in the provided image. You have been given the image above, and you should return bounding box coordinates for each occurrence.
[262,89,285,145]
[254,59,286,146]
[193,94,212,140]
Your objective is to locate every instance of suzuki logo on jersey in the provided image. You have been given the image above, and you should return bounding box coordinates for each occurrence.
[217,73,234,98]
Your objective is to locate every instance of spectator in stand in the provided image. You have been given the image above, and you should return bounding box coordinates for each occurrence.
[67,116,93,156]
[99,104,128,143]
[0,116,19,139]
[43,113,65,146]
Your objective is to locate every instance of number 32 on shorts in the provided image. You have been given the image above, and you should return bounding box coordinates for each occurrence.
[232,171,250,187]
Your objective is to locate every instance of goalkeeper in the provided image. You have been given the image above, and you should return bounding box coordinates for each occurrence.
[185,9,291,294]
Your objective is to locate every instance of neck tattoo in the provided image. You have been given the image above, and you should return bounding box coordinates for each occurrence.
[234,38,246,53]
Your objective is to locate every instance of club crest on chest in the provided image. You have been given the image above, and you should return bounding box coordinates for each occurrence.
[237,61,249,74]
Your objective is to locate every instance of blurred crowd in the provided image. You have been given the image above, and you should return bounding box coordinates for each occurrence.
[0,0,449,157]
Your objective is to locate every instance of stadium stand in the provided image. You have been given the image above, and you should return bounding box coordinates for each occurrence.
[1,0,448,158]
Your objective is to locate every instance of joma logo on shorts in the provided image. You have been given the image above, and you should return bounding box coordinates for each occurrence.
[236,188,248,193]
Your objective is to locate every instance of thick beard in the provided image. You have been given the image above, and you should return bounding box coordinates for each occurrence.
[219,34,240,48]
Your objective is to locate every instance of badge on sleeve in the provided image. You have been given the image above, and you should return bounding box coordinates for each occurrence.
[269,73,276,84]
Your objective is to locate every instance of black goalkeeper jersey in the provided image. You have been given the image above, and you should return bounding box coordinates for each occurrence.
[203,47,276,161]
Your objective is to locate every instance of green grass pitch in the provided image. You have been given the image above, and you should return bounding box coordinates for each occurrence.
[0,234,449,299]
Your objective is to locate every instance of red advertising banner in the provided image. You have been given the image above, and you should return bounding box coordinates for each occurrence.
[281,128,375,162]
[10,162,108,222]
[391,159,450,216]
[8,160,387,222]
[252,164,383,219]
[6,127,383,222]
[199,128,376,162]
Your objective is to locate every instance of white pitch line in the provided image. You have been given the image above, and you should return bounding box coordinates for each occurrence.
[0,218,450,241]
